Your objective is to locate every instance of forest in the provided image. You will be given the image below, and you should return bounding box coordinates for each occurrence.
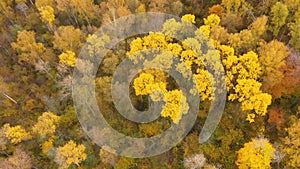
[0,0,300,168]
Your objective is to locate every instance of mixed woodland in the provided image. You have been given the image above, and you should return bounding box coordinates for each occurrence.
[0,0,300,168]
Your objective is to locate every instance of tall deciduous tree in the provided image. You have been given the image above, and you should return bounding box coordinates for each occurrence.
[53,26,83,53]
[259,40,290,98]
[236,137,275,168]
[54,140,87,169]
[11,30,46,65]
[270,2,289,36]
[281,116,300,168]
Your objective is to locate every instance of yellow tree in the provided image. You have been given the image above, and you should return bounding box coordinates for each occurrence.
[35,0,55,8]
[11,30,46,65]
[38,5,55,28]
[258,40,290,98]
[236,137,275,168]
[58,50,77,67]
[1,124,31,144]
[53,26,83,53]
[221,49,272,122]
[281,116,300,168]
[32,112,60,140]
[54,140,87,169]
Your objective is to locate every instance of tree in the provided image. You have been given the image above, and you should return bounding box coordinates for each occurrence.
[281,116,300,168]
[35,0,55,8]
[58,50,77,67]
[1,124,31,144]
[53,26,83,53]
[55,140,87,169]
[269,2,289,36]
[236,137,275,168]
[228,79,272,123]
[288,11,300,50]
[55,0,99,25]
[258,40,290,98]
[11,30,46,65]
[32,112,60,140]
[0,148,32,169]
[38,5,55,29]
[222,50,272,122]
[184,153,218,169]
[209,5,224,18]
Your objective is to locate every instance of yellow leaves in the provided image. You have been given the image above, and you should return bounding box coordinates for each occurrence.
[32,112,60,140]
[248,15,268,37]
[135,4,146,13]
[59,50,77,67]
[237,51,262,79]
[41,137,54,154]
[229,79,272,121]
[142,32,169,49]
[55,140,87,169]
[1,124,31,144]
[259,40,290,95]
[282,117,300,167]
[204,14,221,28]
[199,25,211,37]
[236,137,275,169]
[35,0,55,8]
[126,32,169,63]
[161,90,189,124]
[182,14,196,23]
[246,113,255,123]
[53,26,83,52]
[167,43,183,56]
[133,73,155,96]
[11,30,46,65]
[193,69,215,101]
[133,72,189,124]
[38,5,55,27]
[133,73,166,96]
[181,50,197,69]
[199,14,221,38]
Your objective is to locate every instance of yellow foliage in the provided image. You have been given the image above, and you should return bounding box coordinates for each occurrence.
[35,0,55,8]
[11,30,46,64]
[236,137,275,169]
[259,40,289,94]
[41,137,54,154]
[59,50,77,67]
[32,112,60,140]
[2,124,31,144]
[193,69,215,101]
[229,79,272,122]
[53,26,83,52]
[135,4,146,13]
[134,73,161,96]
[182,14,196,23]
[204,14,221,28]
[55,140,87,169]
[282,117,300,167]
[161,90,189,124]
[38,5,55,27]
[199,25,211,37]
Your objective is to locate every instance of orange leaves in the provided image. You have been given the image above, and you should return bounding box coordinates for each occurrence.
[268,108,286,129]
